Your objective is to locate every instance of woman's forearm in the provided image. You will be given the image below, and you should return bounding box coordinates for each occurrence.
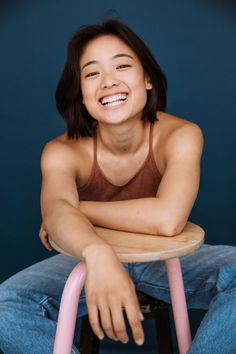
[79,198,183,236]
[43,200,112,259]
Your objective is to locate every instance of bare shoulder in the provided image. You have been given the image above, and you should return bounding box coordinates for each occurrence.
[156,111,204,149]
[153,112,204,172]
[41,132,93,174]
[41,133,75,172]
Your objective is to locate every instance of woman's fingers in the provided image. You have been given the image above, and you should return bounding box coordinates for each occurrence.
[44,238,53,251]
[109,301,129,343]
[87,303,104,340]
[87,295,131,343]
[97,299,119,341]
[99,297,144,345]
[38,225,53,251]
[124,295,144,346]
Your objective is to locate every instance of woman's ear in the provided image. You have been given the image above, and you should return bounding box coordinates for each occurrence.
[145,76,152,90]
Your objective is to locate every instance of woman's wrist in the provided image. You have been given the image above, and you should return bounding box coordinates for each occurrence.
[82,242,115,263]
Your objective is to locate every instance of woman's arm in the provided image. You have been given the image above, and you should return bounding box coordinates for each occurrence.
[79,123,204,236]
[40,139,145,346]
[40,140,109,258]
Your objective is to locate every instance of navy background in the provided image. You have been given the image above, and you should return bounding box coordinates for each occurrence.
[0,0,235,352]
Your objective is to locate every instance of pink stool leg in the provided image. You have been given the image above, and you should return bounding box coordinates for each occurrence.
[53,261,87,354]
[165,257,191,354]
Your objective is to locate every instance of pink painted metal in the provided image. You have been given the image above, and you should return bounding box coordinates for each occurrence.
[53,257,191,354]
[53,261,86,354]
[165,257,192,354]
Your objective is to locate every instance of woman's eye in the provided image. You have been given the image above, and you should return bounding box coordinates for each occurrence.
[85,72,99,78]
[117,64,131,69]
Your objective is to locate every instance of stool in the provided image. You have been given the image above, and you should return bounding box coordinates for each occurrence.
[49,222,204,354]
[79,290,173,354]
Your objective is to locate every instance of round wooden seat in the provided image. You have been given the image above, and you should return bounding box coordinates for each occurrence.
[49,221,205,263]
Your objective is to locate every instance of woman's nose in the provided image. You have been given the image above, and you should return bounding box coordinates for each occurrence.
[101,72,119,89]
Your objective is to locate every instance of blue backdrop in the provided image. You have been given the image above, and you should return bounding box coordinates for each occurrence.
[0,0,235,351]
[1,0,236,290]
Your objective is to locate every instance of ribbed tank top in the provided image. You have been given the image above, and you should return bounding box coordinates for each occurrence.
[77,123,162,201]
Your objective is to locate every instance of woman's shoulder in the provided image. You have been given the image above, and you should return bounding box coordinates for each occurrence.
[41,132,93,169]
[155,111,203,142]
[152,112,204,174]
[157,111,201,128]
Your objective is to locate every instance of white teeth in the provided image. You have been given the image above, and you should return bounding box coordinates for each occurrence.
[100,93,128,105]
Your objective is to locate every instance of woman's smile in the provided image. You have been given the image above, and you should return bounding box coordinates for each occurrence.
[80,34,152,125]
[99,93,129,109]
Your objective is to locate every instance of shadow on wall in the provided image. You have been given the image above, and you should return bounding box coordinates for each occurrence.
[0,0,32,18]
[2,0,236,19]
[196,0,236,20]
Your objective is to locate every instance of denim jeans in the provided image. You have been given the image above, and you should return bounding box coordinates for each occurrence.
[0,244,236,354]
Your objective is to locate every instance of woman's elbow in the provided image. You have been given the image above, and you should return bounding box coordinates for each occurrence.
[158,217,186,237]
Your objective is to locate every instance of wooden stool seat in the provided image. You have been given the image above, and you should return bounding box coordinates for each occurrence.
[50,222,204,262]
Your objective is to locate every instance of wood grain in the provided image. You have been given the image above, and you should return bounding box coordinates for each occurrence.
[49,222,205,263]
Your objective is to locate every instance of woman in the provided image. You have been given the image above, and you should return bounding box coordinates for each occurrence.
[0,19,236,354]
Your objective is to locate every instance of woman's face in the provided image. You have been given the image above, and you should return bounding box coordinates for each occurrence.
[80,34,152,126]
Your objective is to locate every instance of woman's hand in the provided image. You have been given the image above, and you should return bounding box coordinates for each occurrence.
[38,223,53,251]
[84,244,144,346]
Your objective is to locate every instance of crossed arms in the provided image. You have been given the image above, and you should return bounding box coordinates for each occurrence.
[40,122,203,255]
[78,123,203,236]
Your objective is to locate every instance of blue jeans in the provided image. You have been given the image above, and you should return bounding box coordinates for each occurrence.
[0,244,236,354]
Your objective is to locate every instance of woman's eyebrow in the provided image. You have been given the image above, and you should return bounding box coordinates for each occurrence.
[81,53,134,71]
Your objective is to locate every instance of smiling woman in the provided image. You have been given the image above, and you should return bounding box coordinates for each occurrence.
[55,20,166,139]
[0,18,236,354]
[80,35,153,128]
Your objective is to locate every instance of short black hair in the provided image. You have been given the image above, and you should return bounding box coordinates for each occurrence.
[56,19,167,139]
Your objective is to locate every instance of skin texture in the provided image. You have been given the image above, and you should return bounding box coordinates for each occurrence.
[39,34,203,346]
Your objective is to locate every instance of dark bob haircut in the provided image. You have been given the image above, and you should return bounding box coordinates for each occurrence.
[56,19,167,139]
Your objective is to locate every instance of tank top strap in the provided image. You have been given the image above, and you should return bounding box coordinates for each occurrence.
[148,122,154,156]
[94,130,98,165]
[78,121,162,199]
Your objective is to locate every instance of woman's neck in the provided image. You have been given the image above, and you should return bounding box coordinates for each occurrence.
[96,119,149,156]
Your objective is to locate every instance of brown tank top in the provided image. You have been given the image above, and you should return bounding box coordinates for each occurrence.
[77,123,162,201]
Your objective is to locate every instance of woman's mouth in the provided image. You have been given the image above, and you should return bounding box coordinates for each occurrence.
[99,93,128,107]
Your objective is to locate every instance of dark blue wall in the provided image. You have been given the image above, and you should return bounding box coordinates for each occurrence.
[1,0,236,282]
